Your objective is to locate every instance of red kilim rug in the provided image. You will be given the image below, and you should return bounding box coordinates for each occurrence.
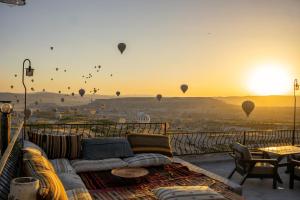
[78,163,243,200]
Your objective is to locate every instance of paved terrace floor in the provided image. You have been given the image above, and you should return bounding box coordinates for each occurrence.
[179,153,300,200]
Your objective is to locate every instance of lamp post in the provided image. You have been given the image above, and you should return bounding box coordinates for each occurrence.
[22,59,34,140]
[0,102,13,155]
[292,79,299,145]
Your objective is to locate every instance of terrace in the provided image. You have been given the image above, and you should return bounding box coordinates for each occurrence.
[0,122,300,200]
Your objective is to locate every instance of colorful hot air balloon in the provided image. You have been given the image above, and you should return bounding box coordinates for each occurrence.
[180,84,188,93]
[156,94,162,101]
[79,88,85,97]
[118,43,126,54]
[242,100,255,117]
[116,91,120,96]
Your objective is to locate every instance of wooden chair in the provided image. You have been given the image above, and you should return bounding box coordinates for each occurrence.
[289,158,300,189]
[228,142,280,189]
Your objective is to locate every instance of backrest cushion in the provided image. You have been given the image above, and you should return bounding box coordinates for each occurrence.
[127,134,172,157]
[123,153,172,168]
[23,152,55,174]
[232,142,252,161]
[28,132,81,159]
[81,137,134,160]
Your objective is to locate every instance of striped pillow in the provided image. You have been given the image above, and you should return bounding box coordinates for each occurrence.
[123,153,171,168]
[28,132,82,159]
[127,134,172,157]
[34,170,68,200]
[66,188,92,200]
[153,186,226,200]
[71,158,128,173]
[50,159,76,174]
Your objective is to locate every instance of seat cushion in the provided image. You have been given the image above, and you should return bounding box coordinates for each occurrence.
[127,134,172,157]
[82,137,134,160]
[51,159,76,174]
[28,132,82,159]
[250,162,274,175]
[153,186,226,200]
[71,158,128,173]
[123,153,172,168]
[34,170,68,200]
[66,188,92,200]
[58,173,86,190]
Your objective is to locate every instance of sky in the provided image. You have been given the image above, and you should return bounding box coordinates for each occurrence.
[0,0,300,97]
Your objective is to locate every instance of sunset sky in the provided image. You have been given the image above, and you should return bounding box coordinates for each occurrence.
[0,0,300,97]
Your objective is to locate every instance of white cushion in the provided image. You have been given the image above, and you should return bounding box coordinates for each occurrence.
[123,153,171,168]
[66,188,92,200]
[51,159,76,174]
[71,158,128,173]
[153,186,226,200]
[58,173,86,190]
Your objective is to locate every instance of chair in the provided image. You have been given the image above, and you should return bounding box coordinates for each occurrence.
[289,158,300,189]
[228,142,280,189]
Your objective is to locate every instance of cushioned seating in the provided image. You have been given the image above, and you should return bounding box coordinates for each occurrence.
[23,140,48,158]
[251,162,274,175]
[28,132,82,159]
[82,137,134,160]
[123,153,171,167]
[71,158,128,173]
[23,153,55,174]
[66,188,92,200]
[127,134,172,157]
[153,186,225,200]
[51,159,76,174]
[58,173,86,190]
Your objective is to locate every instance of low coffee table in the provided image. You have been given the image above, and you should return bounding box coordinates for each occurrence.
[111,167,149,179]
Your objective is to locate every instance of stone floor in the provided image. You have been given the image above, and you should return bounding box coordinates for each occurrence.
[180,153,300,200]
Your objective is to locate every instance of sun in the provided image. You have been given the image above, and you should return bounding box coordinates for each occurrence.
[247,63,292,95]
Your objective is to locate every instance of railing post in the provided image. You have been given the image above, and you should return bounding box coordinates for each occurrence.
[243,131,246,145]
[164,123,167,135]
[292,130,295,146]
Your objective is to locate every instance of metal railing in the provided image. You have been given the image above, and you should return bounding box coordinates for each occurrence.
[0,122,23,200]
[169,129,300,155]
[25,123,167,138]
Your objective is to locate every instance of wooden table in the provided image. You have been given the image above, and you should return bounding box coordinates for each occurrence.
[111,167,149,179]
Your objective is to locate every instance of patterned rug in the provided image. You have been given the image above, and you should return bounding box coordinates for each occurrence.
[78,163,242,200]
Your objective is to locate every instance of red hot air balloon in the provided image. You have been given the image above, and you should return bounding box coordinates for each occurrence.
[242,100,255,117]
[118,43,126,54]
[180,84,188,93]
[156,94,162,101]
[79,88,85,97]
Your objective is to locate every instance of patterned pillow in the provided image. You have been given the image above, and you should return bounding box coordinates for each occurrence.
[23,153,55,174]
[28,132,82,159]
[58,173,86,190]
[82,137,134,160]
[153,186,226,200]
[23,140,48,158]
[127,134,172,157]
[66,188,92,200]
[123,153,171,168]
[34,170,68,200]
[51,159,76,174]
[71,158,128,173]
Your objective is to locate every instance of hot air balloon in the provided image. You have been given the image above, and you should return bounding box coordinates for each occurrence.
[84,81,87,84]
[56,67,59,71]
[180,84,188,93]
[116,91,120,96]
[68,86,70,90]
[79,88,85,97]
[51,78,53,81]
[31,87,35,91]
[64,69,67,72]
[10,85,14,89]
[31,79,34,82]
[42,89,46,92]
[110,74,113,77]
[61,98,64,103]
[118,43,126,54]
[242,100,255,117]
[98,65,101,69]
[71,92,75,96]
[50,46,54,50]
[14,74,17,77]
[58,91,61,94]
[156,94,162,101]
[94,66,97,69]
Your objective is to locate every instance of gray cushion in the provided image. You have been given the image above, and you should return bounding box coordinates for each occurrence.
[123,153,171,167]
[50,159,76,174]
[58,173,86,190]
[82,137,134,160]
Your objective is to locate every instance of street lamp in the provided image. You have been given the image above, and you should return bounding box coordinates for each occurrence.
[22,59,34,140]
[0,0,25,5]
[292,79,299,145]
[0,102,13,155]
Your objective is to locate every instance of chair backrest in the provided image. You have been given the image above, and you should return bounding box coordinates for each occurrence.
[232,142,253,175]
